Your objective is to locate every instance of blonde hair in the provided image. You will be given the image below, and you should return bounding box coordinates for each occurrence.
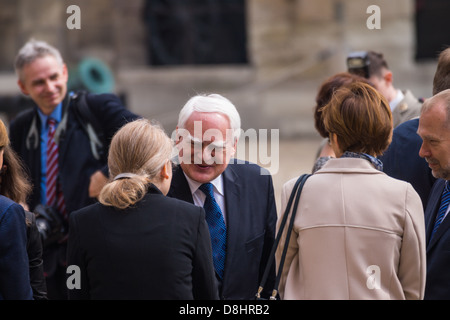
[0,119,9,147]
[99,119,174,209]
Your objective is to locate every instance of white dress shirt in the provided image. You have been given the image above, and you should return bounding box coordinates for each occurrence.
[390,89,404,112]
[183,173,227,225]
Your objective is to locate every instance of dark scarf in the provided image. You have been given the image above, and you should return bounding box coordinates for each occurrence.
[341,151,383,172]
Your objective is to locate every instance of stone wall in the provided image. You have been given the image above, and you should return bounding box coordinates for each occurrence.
[0,0,437,137]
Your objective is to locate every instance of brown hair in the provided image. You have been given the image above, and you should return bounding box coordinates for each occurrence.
[314,72,373,138]
[322,82,393,156]
[0,145,32,205]
[433,47,450,95]
[366,51,389,79]
[0,119,31,205]
[99,119,173,209]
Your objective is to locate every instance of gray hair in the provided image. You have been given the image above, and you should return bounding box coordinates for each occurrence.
[14,39,64,79]
[177,93,242,142]
[421,89,450,126]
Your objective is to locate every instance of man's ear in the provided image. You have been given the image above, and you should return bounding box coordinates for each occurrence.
[383,70,393,85]
[175,126,181,145]
[62,63,69,83]
[230,138,237,157]
[17,79,29,96]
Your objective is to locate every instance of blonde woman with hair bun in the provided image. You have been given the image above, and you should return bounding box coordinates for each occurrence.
[99,118,174,208]
[67,119,218,300]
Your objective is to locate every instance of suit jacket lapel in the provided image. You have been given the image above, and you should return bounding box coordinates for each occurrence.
[222,164,241,281]
[426,179,446,249]
[168,165,194,204]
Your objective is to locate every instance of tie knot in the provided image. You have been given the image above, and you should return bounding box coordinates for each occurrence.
[47,118,56,128]
[199,183,214,198]
[445,181,450,193]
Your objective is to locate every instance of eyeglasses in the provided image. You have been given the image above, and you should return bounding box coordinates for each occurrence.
[346,51,370,78]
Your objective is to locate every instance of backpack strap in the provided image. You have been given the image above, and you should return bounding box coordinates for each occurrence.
[25,113,39,151]
[24,92,106,162]
[25,94,71,150]
[70,91,106,162]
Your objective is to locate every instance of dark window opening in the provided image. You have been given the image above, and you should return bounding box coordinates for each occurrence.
[143,0,248,66]
[415,0,450,61]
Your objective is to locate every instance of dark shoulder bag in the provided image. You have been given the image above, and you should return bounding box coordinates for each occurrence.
[256,173,311,300]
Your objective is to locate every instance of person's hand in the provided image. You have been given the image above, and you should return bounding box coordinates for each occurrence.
[89,170,108,198]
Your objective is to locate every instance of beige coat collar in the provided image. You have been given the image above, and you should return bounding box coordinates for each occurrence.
[315,157,384,175]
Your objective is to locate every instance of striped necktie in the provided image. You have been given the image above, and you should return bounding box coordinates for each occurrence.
[199,182,227,279]
[46,118,66,216]
[430,181,450,241]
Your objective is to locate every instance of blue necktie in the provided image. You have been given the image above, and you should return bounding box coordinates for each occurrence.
[431,181,450,241]
[199,183,227,279]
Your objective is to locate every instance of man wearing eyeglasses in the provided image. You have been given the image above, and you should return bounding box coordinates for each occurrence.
[168,94,277,300]
[347,50,422,128]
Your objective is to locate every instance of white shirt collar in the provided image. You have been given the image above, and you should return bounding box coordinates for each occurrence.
[183,172,224,197]
[390,89,404,111]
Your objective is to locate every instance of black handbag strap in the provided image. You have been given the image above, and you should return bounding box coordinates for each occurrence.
[256,173,311,300]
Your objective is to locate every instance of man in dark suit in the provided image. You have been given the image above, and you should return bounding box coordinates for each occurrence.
[417,89,450,299]
[379,47,450,211]
[9,39,140,299]
[379,117,436,209]
[168,93,277,300]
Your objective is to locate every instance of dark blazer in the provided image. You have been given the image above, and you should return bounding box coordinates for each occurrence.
[168,161,277,300]
[9,93,140,214]
[379,118,436,209]
[423,178,450,299]
[25,210,47,300]
[67,185,218,300]
[0,196,33,300]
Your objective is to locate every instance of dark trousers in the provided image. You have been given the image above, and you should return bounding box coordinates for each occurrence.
[43,244,68,300]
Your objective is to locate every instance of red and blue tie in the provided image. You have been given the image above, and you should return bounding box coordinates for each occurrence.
[46,118,66,216]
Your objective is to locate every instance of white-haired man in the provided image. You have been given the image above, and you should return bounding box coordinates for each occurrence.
[168,94,277,300]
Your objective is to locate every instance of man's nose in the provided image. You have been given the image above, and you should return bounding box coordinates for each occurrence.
[45,80,56,92]
[418,142,429,159]
[201,147,215,165]
[190,145,209,165]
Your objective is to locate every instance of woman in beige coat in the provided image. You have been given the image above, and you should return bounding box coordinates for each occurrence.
[277,82,426,300]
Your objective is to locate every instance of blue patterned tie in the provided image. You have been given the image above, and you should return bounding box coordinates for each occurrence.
[431,181,450,241]
[199,183,227,279]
